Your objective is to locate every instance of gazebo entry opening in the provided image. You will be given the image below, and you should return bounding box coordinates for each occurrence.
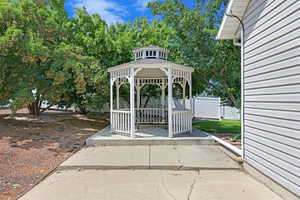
[108,46,194,138]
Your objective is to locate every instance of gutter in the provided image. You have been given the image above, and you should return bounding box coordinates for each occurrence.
[220,11,245,159]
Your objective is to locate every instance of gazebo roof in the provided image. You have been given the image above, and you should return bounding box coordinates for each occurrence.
[107,58,194,73]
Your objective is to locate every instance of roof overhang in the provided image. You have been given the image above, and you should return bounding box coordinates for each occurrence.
[108,59,194,73]
[217,0,250,40]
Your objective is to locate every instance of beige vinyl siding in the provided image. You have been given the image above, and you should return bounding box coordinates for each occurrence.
[243,0,300,196]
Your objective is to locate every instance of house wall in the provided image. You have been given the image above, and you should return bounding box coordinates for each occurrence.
[243,0,300,197]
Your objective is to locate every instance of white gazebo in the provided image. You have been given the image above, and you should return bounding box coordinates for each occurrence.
[108,46,194,138]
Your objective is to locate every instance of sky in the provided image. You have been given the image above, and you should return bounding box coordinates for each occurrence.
[64,0,196,24]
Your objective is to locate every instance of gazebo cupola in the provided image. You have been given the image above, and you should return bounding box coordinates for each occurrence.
[108,45,194,138]
[133,45,169,60]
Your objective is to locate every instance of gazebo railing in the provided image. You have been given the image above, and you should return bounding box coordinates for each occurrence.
[172,110,192,134]
[136,108,167,124]
[111,108,192,135]
[111,110,131,133]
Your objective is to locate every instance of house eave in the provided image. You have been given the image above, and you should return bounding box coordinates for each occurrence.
[217,0,250,40]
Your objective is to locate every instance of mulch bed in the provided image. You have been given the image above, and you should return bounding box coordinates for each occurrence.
[0,109,109,200]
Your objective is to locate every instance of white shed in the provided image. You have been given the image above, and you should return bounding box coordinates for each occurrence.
[218,0,300,199]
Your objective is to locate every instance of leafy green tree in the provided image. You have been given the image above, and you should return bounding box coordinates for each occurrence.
[0,0,240,116]
[107,18,182,107]
[52,8,110,114]
[0,0,98,115]
[149,0,241,108]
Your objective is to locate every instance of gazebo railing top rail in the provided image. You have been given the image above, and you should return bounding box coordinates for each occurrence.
[111,109,131,113]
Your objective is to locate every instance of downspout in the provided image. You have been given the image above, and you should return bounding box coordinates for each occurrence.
[225,11,245,160]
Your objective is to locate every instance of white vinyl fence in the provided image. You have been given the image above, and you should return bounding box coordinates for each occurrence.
[193,97,221,119]
[220,104,241,120]
[192,97,240,120]
[2,96,240,120]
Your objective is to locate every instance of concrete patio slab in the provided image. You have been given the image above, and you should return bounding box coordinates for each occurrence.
[149,145,180,168]
[86,126,214,146]
[60,146,149,169]
[150,145,240,169]
[19,170,283,200]
[60,145,240,169]
[179,145,239,169]
[193,170,284,200]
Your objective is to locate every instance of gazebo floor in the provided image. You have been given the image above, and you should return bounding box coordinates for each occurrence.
[86,126,215,146]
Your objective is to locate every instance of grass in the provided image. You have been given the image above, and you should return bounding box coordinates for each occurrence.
[193,120,241,141]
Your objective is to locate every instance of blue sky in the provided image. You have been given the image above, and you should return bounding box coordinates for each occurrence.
[64,0,196,24]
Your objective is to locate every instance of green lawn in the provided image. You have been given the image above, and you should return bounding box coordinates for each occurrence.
[193,120,241,141]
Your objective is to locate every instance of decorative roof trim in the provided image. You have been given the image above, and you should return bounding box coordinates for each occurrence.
[107,60,194,73]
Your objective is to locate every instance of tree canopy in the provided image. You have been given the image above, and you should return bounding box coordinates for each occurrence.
[0,0,240,115]
[0,0,101,115]
[148,0,240,108]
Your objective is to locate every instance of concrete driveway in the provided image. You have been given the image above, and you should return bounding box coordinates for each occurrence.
[19,145,283,200]
[19,169,283,200]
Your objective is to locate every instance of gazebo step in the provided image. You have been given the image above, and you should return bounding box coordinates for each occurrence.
[86,126,215,146]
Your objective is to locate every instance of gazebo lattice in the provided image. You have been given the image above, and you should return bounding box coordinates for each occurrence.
[108,46,194,138]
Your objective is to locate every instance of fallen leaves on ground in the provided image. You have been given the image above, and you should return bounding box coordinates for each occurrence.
[0,109,108,200]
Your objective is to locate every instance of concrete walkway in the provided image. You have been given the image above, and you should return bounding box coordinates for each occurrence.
[20,169,283,200]
[59,145,240,169]
[18,141,283,199]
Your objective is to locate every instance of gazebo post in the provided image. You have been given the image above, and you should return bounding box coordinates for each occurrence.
[182,81,186,109]
[189,77,193,133]
[168,67,173,138]
[130,67,135,138]
[161,86,165,106]
[116,81,120,109]
[137,86,141,109]
[161,79,166,106]
[110,78,114,131]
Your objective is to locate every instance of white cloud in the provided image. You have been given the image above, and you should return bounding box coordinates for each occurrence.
[73,0,127,24]
[135,0,155,11]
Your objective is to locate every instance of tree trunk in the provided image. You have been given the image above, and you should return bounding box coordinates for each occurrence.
[27,101,40,116]
[143,95,150,108]
[79,106,89,115]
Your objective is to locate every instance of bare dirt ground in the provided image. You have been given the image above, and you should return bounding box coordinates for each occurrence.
[0,108,109,200]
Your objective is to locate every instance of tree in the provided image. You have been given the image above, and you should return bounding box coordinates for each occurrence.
[106,18,182,107]
[0,0,98,115]
[52,8,110,114]
[148,0,241,108]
